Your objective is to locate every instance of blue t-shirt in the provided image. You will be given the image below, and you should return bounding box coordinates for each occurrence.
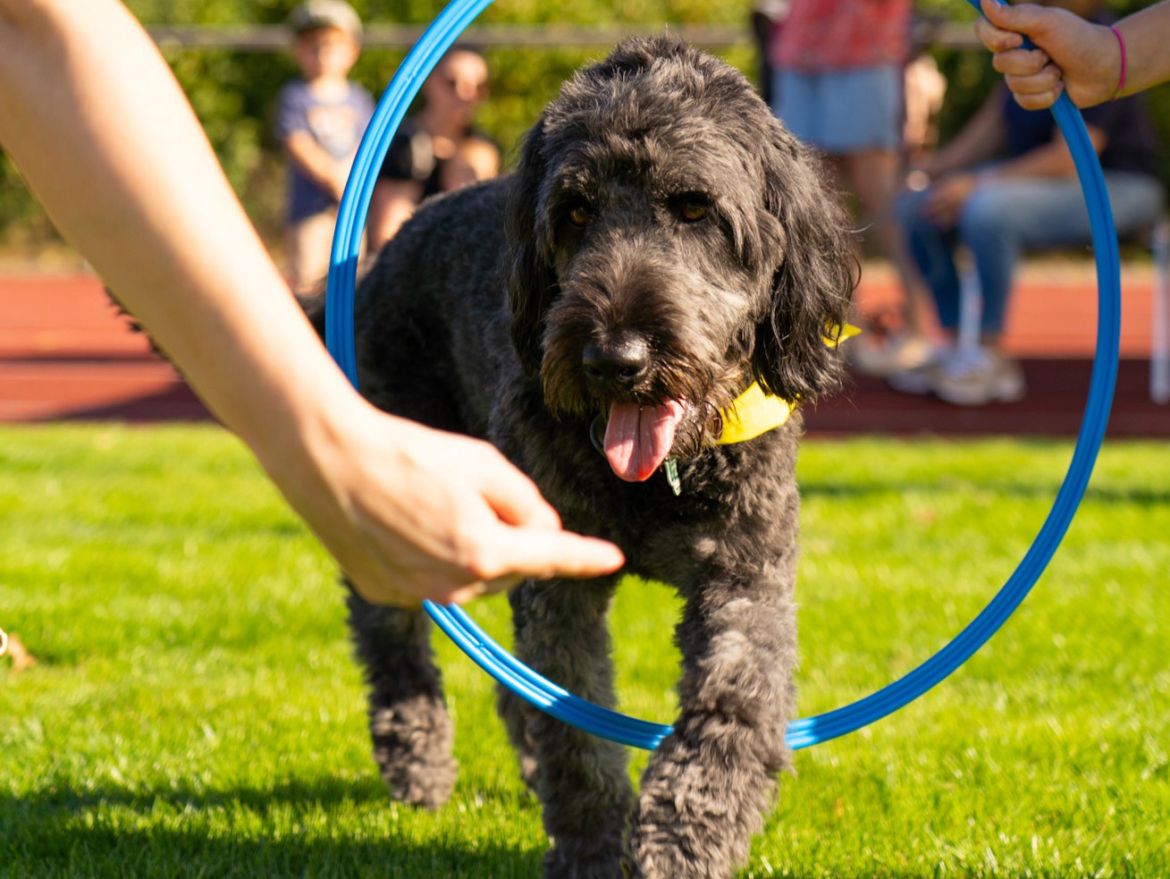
[275,79,374,223]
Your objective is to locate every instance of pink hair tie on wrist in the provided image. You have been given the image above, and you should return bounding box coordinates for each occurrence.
[1109,25,1127,100]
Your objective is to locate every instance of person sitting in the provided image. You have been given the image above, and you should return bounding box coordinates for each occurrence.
[367,47,500,250]
[889,0,1163,406]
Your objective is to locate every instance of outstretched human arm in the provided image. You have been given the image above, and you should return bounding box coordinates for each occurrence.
[976,0,1170,109]
[0,0,623,606]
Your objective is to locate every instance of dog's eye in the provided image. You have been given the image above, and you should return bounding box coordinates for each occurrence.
[678,197,709,224]
[567,204,593,228]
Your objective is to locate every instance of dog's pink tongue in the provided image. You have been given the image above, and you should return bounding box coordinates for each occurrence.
[604,400,686,482]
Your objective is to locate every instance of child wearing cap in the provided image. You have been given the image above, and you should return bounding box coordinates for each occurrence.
[275,0,373,293]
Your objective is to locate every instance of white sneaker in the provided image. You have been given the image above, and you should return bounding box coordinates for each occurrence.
[850,332,933,378]
[887,344,959,395]
[933,348,1026,406]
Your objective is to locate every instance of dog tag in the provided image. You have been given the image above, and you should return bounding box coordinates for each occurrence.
[664,458,681,496]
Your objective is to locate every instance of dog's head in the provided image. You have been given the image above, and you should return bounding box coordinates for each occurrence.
[506,35,857,482]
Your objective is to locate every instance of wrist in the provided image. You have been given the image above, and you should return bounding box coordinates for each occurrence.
[1079,22,1124,106]
[245,355,373,481]
[1108,24,1128,100]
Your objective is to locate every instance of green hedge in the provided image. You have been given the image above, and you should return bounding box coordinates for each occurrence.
[1,0,1166,251]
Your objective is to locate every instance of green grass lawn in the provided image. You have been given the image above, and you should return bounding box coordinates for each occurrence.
[1,424,1167,878]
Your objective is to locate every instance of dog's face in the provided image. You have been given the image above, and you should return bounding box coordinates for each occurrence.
[507,37,856,483]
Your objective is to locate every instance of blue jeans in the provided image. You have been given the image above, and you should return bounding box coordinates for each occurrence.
[896,172,1164,336]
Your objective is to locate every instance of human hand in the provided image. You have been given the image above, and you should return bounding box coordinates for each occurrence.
[977,0,1121,109]
[923,172,980,226]
[264,395,625,607]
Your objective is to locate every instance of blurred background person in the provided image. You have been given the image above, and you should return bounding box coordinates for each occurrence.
[769,0,938,379]
[856,30,950,375]
[889,0,1163,406]
[367,47,500,250]
[902,33,948,171]
[274,0,372,294]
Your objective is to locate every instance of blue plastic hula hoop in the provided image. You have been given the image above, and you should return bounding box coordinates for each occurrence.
[326,0,1121,751]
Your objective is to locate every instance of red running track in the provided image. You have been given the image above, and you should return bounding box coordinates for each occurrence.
[1,269,1167,436]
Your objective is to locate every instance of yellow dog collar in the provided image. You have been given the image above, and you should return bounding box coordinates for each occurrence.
[715,323,860,445]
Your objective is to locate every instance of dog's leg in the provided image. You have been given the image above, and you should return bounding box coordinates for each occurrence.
[505,578,633,878]
[346,586,457,810]
[627,579,797,878]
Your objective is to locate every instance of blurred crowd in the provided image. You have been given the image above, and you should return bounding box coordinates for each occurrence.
[755,0,1164,406]
[280,0,1164,408]
[276,0,500,294]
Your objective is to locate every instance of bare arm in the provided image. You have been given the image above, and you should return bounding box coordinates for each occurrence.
[977,0,1170,109]
[368,178,424,251]
[283,130,351,203]
[987,124,1105,177]
[919,86,1007,178]
[0,0,623,605]
[920,95,1105,226]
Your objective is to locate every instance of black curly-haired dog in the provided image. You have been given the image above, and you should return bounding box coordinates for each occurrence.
[326,35,856,879]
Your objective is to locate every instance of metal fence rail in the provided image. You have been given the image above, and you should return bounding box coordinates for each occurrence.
[147,21,981,52]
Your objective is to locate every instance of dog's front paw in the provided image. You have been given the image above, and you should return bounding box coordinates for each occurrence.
[624,765,760,879]
[370,696,457,810]
[623,833,712,879]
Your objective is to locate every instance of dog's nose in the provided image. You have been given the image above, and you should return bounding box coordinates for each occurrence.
[582,338,650,391]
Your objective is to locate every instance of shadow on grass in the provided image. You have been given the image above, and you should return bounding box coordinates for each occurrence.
[0,777,544,879]
[4,774,387,812]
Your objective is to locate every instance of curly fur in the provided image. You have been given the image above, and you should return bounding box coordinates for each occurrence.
[311,35,856,878]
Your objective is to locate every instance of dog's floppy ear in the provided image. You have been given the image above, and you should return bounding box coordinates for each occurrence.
[505,115,560,375]
[751,121,858,403]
